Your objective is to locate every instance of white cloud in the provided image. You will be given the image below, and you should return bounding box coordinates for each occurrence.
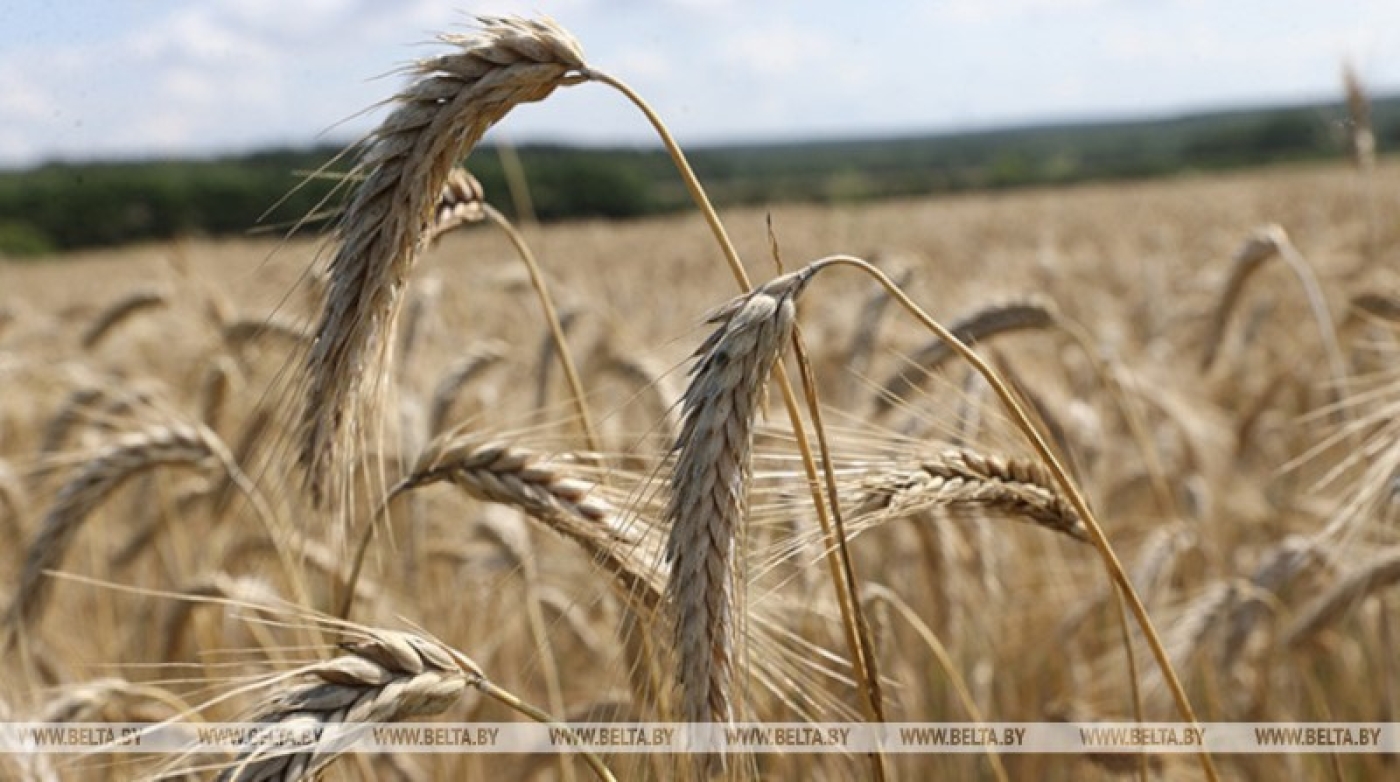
[721,25,836,79]
[607,47,675,82]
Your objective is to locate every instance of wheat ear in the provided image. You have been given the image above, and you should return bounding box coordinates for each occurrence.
[801,253,1217,781]
[874,294,1057,415]
[217,625,615,782]
[340,433,653,620]
[1343,64,1377,172]
[425,166,488,243]
[300,16,586,505]
[217,630,479,782]
[426,342,507,435]
[1200,225,1346,394]
[80,288,167,349]
[852,449,1089,542]
[667,270,811,725]
[577,72,889,771]
[1283,546,1400,647]
[7,423,224,636]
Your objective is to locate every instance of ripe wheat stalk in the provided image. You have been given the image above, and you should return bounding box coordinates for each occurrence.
[7,422,226,637]
[666,269,812,725]
[874,295,1057,415]
[1284,546,1400,647]
[215,629,480,782]
[340,432,657,620]
[80,288,168,349]
[850,448,1089,542]
[300,16,587,506]
[427,341,507,435]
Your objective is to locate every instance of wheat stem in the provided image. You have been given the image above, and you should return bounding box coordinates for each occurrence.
[587,71,889,780]
[483,203,600,453]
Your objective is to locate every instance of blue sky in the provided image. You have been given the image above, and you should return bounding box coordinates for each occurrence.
[2,0,1398,167]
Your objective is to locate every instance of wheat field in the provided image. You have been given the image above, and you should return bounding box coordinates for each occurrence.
[2,16,1399,782]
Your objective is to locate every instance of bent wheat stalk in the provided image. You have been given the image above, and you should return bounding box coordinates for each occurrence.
[426,342,507,435]
[666,269,811,726]
[1201,225,1347,410]
[580,72,888,775]
[80,288,167,349]
[300,16,586,506]
[7,420,309,647]
[424,168,599,449]
[873,295,1057,415]
[7,424,224,636]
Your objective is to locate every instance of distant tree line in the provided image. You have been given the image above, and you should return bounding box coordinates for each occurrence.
[1,97,1395,257]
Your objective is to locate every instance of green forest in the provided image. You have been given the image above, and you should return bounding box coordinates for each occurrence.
[2,96,1396,257]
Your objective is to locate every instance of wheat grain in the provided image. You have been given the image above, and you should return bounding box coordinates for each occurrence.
[425,167,488,244]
